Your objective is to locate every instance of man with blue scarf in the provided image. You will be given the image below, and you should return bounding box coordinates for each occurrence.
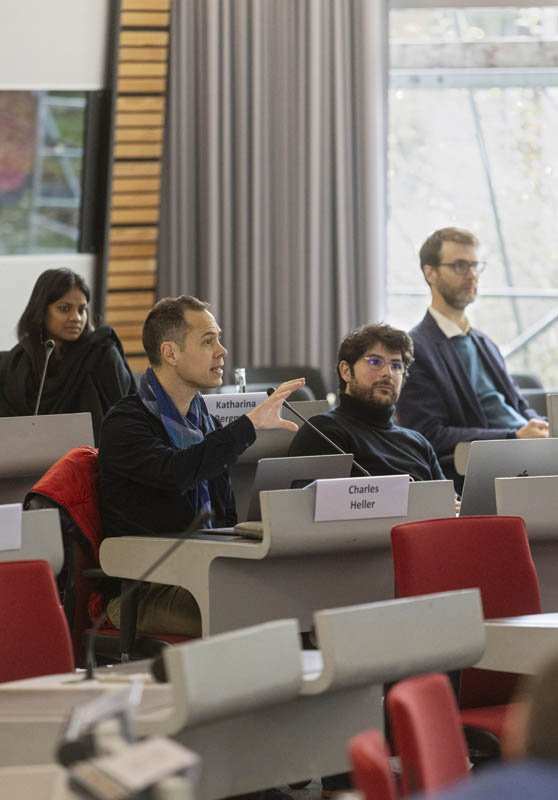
[99,295,304,637]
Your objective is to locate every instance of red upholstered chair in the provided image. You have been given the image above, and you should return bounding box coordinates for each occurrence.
[387,673,470,797]
[390,516,541,756]
[349,730,399,800]
[25,446,193,667]
[0,560,74,682]
[25,446,113,665]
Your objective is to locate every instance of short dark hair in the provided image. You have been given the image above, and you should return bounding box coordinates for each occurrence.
[17,268,92,379]
[419,227,479,272]
[337,323,414,392]
[142,295,210,366]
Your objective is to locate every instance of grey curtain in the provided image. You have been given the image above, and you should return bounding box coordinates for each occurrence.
[159,0,388,391]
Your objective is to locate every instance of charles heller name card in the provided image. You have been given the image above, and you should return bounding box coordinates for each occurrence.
[314,475,410,522]
[202,392,267,425]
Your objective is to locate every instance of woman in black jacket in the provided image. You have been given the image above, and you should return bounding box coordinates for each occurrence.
[0,268,134,442]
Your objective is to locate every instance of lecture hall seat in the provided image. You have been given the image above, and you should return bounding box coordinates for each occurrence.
[387,673,470,797]
[391,515,541,760]
[349,729,399,800]
[0,560,74,683]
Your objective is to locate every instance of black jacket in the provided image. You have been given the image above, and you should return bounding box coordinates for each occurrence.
[0,326,134,444]
[99,394,256,537]
[288,393,444,482]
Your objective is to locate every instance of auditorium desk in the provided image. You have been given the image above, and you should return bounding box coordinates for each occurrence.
[100,480,456,635]
[475,612,558,675]
[0,590,484,800]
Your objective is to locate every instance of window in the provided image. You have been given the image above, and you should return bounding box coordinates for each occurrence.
[0,90,86,255]
[388,7,558,386]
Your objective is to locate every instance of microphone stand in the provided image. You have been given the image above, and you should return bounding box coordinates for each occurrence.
[34,339,56,415]
[84,508,212,681]
[267,388,371,477]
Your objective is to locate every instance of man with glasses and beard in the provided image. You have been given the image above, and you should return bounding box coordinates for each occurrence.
[397,227,548,486]
[289,321,445,799]
[288,322,444,481]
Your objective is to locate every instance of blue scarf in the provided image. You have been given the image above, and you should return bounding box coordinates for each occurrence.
[139,367,214,526]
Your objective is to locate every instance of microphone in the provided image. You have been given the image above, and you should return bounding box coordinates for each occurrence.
[266,387,371,477]
[84,508,213,681]
[33,339,55,415]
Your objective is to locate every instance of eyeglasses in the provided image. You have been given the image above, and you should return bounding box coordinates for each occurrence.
[438,259,486,276]
[364,355,405,374]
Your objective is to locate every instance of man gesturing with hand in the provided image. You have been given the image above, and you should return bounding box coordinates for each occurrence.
[99,294,303,637]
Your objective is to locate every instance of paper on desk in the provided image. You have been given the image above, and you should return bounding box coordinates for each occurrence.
[0,503,22,551]
[301,649,323,679]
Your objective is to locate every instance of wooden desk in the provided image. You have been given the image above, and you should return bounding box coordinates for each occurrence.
[100,479,456,635]
[475,612,558,675]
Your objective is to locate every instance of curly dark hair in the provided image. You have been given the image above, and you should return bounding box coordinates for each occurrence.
[142,295,210,366]
[337,323,414,392]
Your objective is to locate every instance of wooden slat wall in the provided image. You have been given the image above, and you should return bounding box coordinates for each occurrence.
[105,0,170,373]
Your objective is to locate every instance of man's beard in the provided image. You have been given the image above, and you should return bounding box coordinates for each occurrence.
[348,379,398,412]
[437,280,476,310]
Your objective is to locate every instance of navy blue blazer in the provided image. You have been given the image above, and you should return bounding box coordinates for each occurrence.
[416,762,558,800]
[397,311,538,458]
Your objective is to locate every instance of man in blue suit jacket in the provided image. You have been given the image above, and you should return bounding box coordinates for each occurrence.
[397,227,547,482]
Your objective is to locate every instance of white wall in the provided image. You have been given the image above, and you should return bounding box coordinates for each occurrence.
[0,255,97,350]
[0,0,111,349]
[0,0,111,90]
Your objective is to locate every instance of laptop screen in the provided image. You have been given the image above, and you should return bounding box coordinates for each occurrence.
[245,453,353,521]
[460,438,558,516]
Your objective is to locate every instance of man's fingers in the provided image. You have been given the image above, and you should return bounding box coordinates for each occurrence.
[271,378,305,394]
[278,419,299,432]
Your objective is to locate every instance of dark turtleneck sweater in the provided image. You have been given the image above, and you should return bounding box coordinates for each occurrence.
[288,393,445,482]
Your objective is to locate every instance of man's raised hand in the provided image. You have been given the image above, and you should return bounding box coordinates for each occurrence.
[246,378,306,431]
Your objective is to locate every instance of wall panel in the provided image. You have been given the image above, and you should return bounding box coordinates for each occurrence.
[105,0,170,373]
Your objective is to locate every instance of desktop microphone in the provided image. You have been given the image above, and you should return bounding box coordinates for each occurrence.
[266,387,371,477]
[33,339,55,415]
[84,508,213,682]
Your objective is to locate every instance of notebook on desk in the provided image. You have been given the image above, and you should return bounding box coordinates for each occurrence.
[459,438,558,516]
[243,453,353,522]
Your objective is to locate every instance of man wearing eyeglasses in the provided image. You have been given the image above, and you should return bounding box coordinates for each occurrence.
[288,322,444,481]
[397,227,548,485]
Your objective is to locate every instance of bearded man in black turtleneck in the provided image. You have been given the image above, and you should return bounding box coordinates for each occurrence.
[289,322,444,482]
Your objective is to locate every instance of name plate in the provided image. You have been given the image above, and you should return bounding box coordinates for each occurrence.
[314,475,410,522]
[202,392,267,424]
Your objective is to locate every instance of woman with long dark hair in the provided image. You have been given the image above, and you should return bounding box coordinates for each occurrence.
[0,268,134,442]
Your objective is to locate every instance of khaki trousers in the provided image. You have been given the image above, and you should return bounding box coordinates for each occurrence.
[107,582,202,637]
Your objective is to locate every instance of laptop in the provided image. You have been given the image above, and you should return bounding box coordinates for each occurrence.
[244,453,353,521]
[0,413,95,504]
[459,438,558,516]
